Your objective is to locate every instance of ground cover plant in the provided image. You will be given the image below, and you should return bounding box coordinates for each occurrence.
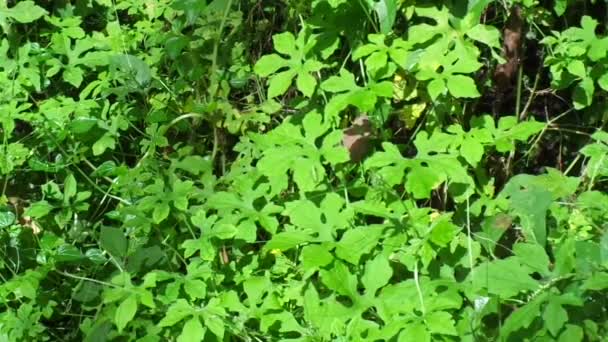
[1,0,608,340]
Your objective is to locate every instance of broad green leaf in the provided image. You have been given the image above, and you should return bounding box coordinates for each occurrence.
[301,244,333,272]
[0,210,15,228]
[296,71,317,97]
[268,69,297,98]
[572,77,594,109]
[404,162,445,199]
[558,324,583,342]
[398,322,430,342]
[63,174,77,202]
[508,185,552,247]
[598,72,608,91]
[69,117,98,134]
[55,244,84,263]
[362,254,392,296]
[320,260,358,298]
[243,276,271,305]
[153,202,171,224]
[184,279,207,299]
[470,258,538,297]
[100,226,127,259]
[158,299,193,327]
[500,292,549,339]
[373,0,397,34]
[165,35,189,59]
[1,1,47,23]
[93,134,116,156]
[544,300,568,336]
[64,67,84,87]
[554,238,576,276]
[110,54,151,86]
[425,311,457,335]
[177,317,205,342]
[582,272,608,290]
[115,295,137,333]
[446,75,480,98]
[460,136,484,166]
[335,226,383,265]
[554,0,567,15]
[273,32,297,56]
[263,231,314,253]
[171,0,206,23]
[513,242,550,276]
[427,78,445,101]
[466,24,500,49]
[254,54,288,77]
[429,218,458,247]
[212,223,237,239]
[567,60,586,78]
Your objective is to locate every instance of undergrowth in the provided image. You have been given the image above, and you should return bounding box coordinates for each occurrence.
[1,0,608,341]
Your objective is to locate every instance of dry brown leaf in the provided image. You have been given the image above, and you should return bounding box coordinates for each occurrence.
[343,115,373,162]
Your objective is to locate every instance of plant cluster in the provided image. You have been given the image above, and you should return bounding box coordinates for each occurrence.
[1,0,608,341]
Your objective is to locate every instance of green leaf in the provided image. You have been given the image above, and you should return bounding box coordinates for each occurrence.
[460,136,484,166]
[268,69,297,98]
[165,35,189,59]
[25,200,54,218]
[254,54,288,77]
[470,258,538,297]
[320,260,358,298]
[177,317,205,342]
[582,272,608,290]
[544,300,568,336]
[598,72,608,91]
[64,67,84,87]
[273,32,297,56]
[398,323,430,342]
[427,78,445,101]
[158,299,193,327]
[202,312,224,339]
[572,77,594,109]
[567,60,586,78]
[263,231,315,253]
[171,0,206,23]
[373,0,397,34]
[1,1,47,23]
[212,223,237,239]
[361,254,392,296]
[100,226,127,259]
[335,226,383,265]
[558,324,583,342]
[507,185,552,247]
[513,242,550,276]
[69,117,98,134]
[55,244,84,263]
[446,74,480,98]
[296,71,316,97]
[153,202,171,224]
[466,24,501,49]
[243,276,271,305]
[93,134,116,156]
[0,210,15,228]
[115,295,137,333]
[63,174,77,202]
[425,311,457,335]
[500,292,548,339]
[429,218,458,247]
[301,244,334,272]
[405,162,445,199]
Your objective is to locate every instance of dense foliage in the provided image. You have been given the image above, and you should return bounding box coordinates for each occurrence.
[1,0,608,340]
